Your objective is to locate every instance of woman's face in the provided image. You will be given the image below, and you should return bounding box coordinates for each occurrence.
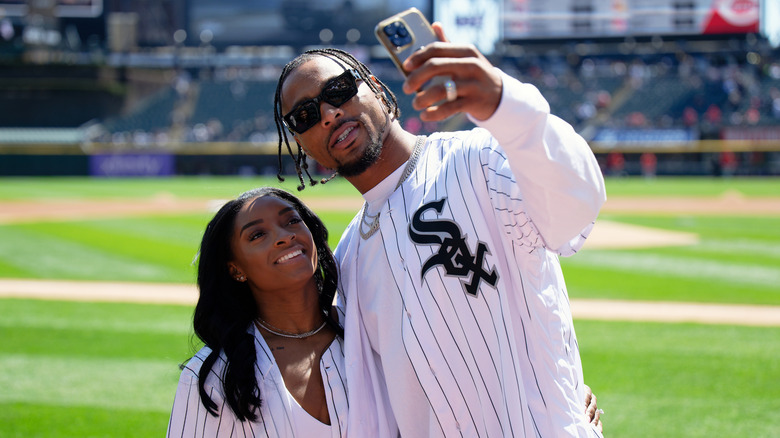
[229,195,318,293]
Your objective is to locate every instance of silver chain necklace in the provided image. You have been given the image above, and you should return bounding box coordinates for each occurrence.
[359,135,426,240]
[255,317,328,339]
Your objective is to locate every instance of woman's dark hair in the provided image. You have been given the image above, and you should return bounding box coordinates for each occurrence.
[193,186,342,421]
[273,48,401,191]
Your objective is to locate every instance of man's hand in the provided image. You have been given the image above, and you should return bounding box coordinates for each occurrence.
[401,23,502,122]
[584,384,603,433]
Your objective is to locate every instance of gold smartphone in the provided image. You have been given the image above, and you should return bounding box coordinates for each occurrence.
[375,8,450,92]
[375,8,440,76]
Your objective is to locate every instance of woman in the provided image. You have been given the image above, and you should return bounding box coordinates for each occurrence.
[167,187,347,437]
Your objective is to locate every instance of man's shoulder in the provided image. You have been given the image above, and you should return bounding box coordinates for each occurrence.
[429,127,488,140]
[427,128,499,157]
[334,218,360,260]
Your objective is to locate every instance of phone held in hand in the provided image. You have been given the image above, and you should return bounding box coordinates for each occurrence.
[375,8,450,94]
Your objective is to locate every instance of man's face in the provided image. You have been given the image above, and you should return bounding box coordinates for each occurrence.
[280,57,389,177]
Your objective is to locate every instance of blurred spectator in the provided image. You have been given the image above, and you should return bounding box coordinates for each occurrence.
[606,151,626,176]
[595,90,611,109]
[626,111,647,127]
[745,106,760,125]
[0,17,13,41]
[683,106,699,127]
[640,152,658,178]
[719,151,738,177]
[705,104,722,125]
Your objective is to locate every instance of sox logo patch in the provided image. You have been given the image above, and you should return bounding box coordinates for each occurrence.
[409,198,498,297]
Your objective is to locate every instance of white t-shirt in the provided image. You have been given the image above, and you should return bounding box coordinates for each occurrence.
[289,390,331,436]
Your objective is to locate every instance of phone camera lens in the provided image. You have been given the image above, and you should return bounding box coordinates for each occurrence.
[383,22,400,37]
[384,21,411,48]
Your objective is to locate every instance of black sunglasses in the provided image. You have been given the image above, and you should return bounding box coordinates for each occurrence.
[283,69,361,134]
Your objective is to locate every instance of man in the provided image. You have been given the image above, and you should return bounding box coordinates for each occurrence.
[274,23,605,437]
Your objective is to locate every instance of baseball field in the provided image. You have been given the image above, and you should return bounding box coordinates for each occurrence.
[1,175,779,437]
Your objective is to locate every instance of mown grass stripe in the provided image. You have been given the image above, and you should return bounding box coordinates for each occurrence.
[577,320,780,436]
[0,226,190,282]
[568,251,780,289]
[1,403,171,438]
[82,215,211,247]
[0,176,358,200]
[17,220,198,266]
[0,310,192,334]
[0,354,180,412]
[0,298,193,335]
[695,238,780,258]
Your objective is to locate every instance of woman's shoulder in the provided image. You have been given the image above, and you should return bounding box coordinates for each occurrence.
[178,345,226,383]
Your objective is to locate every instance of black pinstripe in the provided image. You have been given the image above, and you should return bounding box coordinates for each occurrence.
[383,216,473,437]
[375,228,453,435]
[421,156,511,434]
[339,127,599,437]
[445,137,527,436]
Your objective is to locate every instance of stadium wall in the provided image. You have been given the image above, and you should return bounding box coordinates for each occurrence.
[0,143,293,177]
[1,141,779,177]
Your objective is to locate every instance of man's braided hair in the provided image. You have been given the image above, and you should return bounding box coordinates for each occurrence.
[273,48,400,190]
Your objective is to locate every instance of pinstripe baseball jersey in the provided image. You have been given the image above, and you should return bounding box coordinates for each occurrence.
[167,319,349,438]
[335,72,606,438]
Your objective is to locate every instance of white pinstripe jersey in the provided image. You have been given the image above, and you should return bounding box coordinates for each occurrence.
[336,72,606,438]
[167,319,349,438]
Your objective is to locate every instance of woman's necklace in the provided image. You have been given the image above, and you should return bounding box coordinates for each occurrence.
[255,316,327,339]
[359,135,426,240]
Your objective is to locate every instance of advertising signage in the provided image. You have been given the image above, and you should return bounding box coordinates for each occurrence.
[502,0,760,41]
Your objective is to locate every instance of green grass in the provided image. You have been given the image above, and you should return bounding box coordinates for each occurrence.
[0,175,360,201]
[577,320,780,437]
[0,216,207,283]
[1,175,779,436]
[2,175,778,200]
[0,299,195,438]
[600,176,780,197]
[2,298,778,437]
[1,404,172,438]
[2,177,778,304]
[563,214,780,305]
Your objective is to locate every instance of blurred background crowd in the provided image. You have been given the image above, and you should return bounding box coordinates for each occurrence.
[1,0,779,176]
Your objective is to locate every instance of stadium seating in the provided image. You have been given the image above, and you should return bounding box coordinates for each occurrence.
[102,87,178,134]
[89,43,777,140]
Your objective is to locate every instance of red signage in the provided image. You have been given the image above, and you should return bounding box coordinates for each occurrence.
[702,0,760,34]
